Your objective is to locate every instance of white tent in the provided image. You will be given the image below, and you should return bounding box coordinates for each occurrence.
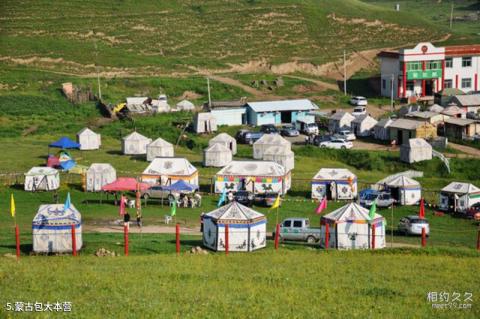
[24,167,60,192]
[253,134,291,160]
[76,127,101,150]
[262,146,294,171]
[215,160,291,195]
[203,202,267,252]
[439,182,480,213]
[32,204,82,253]
[176,99,195,111]
[320,202,386,250]
[122,132,152,155]
[209,133,237,155]
[400,138,432,163]
[311,168,357,200]
[381,175,422,205]
[374,118,393,141]
[351,115,378,137]
[194,112,217,134]
[203,143,232,167]
[142,157,198,186]
[86,163,116,192]
[146,137,174,161]
[152,100,171,113]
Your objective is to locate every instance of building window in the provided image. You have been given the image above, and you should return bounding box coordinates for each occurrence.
[407,82,414,91]
[462,57,472,67]
[382,79,386,90]
[445,58,453,68]
[461,78,472,89]
[444,79,453,89]
[426,61,441,70]
[407,62,422,71]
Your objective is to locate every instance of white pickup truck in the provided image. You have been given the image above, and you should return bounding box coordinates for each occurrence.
[275,218,321,243]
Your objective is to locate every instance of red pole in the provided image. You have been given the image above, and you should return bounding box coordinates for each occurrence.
[421,227,426,247]
[274,223,280,250]
[71,224,77,256]
[15,225,20,260]
[175,223,180,254]
[325,223,329,250]
[225,224,229,255]
[371,224,376,250]
[476,230,480,251]
[124,224,129,256]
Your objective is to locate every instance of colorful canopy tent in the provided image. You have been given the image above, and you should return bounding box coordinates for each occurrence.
[141,157,199,186]
[203,143,232,167]
[253,134,291,159]
[49,137,80,149]
[400,138,432,164]
[146,137,174,161]
[176,99,195,111]
[122,132,152,155]
[58,150,76,171]
[203,202,267,252]
[161,180,199,193]
[209,133,237,155]
[320,202,386,250]
[380,175,422,206]
[215,160,291,195]
[101,177,150,192]
[439,182,480,213]
[262,146,294,172]
[32,204,82,253]
[46,155,60,168]
[311,168,357,200]
[86,163,117,192]
[24,167,60,192]
[76,127,101,150]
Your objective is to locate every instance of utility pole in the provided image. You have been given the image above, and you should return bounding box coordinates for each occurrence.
[449,2,454,29]
[93,38,102,100]
[207,77,212,107]
[390,74,394,112]
[343,50,347,95]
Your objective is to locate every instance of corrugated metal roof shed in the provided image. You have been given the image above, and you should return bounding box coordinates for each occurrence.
[247,99,318,112]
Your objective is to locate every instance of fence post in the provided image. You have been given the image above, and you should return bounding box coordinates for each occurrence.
[71,224,77,256]
[274,223,280,250]
[476,229,480,251]
[325,223,329,250]
[15,225,20,260]
[421,227,426,247]
[124,224,129,256]
[176,223,180,254]
[371,224,376,250]
[225,224,229,255]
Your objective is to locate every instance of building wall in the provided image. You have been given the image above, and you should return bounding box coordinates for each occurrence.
[444,56,480,92]
[380,57,400,98]
[211,108,246,126]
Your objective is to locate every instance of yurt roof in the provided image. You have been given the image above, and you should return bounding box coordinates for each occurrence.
[263,146,294,156]
[87,163,115,173]
[33,204,81,226]
[149,137,173,148]
[330,111,354,121]
[126,97,148,105]
[77,127,98,136]
[216,160,286,176]
[313,168,356,181]
[254,134,290,146]
[205,143,230,153]
[441,182,480,194]
[210,133,235,143]
[385,175,420,188]
[442,105,465,116]
[406,138,432,149]
[323,202,383,222]
[123,131,150,142]
[25,167,58,176]
[143,157,197,176]
[205,201,265,223]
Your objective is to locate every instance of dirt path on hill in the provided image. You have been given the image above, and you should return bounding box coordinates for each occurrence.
[207,74,278,99]
[283,75,339,91]
[448,142,480,158]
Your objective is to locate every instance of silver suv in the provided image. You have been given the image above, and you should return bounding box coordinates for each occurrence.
[398,215,430,236]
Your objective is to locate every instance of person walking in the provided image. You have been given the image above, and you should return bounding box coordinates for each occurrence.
[124,211,131,230]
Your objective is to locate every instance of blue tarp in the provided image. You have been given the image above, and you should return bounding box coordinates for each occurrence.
[162,180,198,192]
[60,160,76,171]
[49,137,80,149]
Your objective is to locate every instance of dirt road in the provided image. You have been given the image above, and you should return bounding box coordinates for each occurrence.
[448,142,480,158]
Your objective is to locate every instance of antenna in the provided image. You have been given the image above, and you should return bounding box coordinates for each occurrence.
[93,37,102,100]
[343,50,347,95]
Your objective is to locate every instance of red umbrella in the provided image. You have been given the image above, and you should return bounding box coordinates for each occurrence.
[102,177,150,192]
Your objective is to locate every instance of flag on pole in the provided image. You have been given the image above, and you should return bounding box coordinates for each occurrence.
[315,197,327,214]
[10,193,16,218]
[368,200,377,221]
[170,200,177,217]
[119,195,126,216]
[217,188,227,207]
[64,192,71,211]
[270,194,281,210]
[419,198,425,219]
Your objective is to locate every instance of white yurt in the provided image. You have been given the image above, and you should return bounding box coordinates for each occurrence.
[253,134,291,160]
[86,163,117,192]
[439,182,480,213]
[76,127,101,150]
[176,99,195,111]
[351,115,378,137]
[373,118,393,141]
[194,112,217,134]
[209,133,237,155]
[382,175,422,205]
[32,204,82,253]
[262,146,294,171]
[400,138,433,164]
[122,132,152,155]
[320,202,386,250]
[311,168,357,200]
[24,167,60,192]
[203,201,267,252]
[142,157,199,186]
[146,137,174,161]
[203,143,232,167]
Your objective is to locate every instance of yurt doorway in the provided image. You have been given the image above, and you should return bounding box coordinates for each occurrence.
[390,187,401,202]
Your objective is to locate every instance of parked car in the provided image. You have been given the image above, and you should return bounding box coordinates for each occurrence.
[142,185,177,202]
[466,203,480,220]
[398,215,430,236]
[295,120,319,135]
[275,218,321,243]
[349,96,368,106]
[280,125,300,137]
[352,106,367,116]
[359,191,395,208]
[312,134,333,146]
[236,130,264,144]
[234,190,254,206]
[334,130,356,141]
[254,192,279,207]
[319,138,353,150]
[260,124,278,134]
[467,112,480,120]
